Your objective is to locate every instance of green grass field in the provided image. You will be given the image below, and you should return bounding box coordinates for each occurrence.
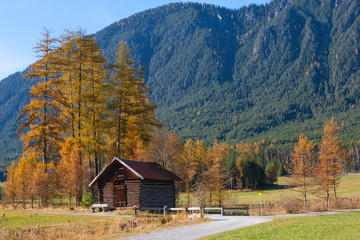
[178,175,360,207]
[226,175,360,205]
[178,174,360,209]
[204,212,360,240]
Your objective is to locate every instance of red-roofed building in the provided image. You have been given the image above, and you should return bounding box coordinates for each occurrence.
[89,157,181,208]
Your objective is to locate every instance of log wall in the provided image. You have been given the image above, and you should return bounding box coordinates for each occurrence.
[94,161,177,208]
[102,181,114,208]
[140,181,175,208]
[125,180,141,207]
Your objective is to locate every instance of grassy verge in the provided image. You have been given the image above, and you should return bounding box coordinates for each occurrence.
[203,212,360,240]
[0,212,209,240]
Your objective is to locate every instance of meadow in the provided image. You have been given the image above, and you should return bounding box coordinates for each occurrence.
[0,212,207,240]
[203,212,360,240]
[228,174,360,204]
[178,175,360,215]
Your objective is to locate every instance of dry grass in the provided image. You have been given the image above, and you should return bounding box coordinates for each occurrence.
[0,211,209,240]
[249,196,360,215]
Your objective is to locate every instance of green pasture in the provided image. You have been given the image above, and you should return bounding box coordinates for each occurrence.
[204,212,360,240]
[229,175,360,204]
[178,175,360,206]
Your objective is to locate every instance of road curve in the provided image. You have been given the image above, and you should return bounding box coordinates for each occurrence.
[123,214,271,240]
[123,209,360,240]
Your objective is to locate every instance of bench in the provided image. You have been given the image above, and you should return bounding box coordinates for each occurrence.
[91,204,109,212]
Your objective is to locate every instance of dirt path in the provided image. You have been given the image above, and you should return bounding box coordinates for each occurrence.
[123,209,360,240]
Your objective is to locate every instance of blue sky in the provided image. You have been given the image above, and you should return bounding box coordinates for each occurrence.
[0,0,269,80]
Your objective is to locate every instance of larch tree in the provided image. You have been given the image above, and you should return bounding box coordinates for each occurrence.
[18,28,62,170]
[14,153,38,207]
[193,140,210,207]
[57,138,86,207]
[316,118,346,209]
[57,31,77,139]
[144,128,183,171]
[30,162,48,208]
[285,134,316,209]
[4,162,17,206]
[208,140,228,207]
[180,139,198,206]
[80,35,108,177]
[107,42,158,158]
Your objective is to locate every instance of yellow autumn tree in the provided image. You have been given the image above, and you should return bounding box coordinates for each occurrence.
[285,134,316,209]
[193,140,210,207]
[58,138,86,207]
[14,152,38,208]
[179,139,198,206]
[144,128,183,171]
[107,42,158,158]
[18,28,62,168]
[4,162,17,206]
[208,140,228,206]
[315,118,346,209]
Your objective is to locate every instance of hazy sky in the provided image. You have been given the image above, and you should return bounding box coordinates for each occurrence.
[0,0,270,80]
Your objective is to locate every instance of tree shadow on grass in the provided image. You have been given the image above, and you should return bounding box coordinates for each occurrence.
[262,184,296,191]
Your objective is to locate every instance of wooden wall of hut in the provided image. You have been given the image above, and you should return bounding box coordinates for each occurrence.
[125,180,141,207]
[140,181,175,208]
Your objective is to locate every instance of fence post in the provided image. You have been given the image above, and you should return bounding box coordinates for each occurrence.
[163,206,167,217]
[245,206,248,215]
[134,206,137,217]
[184,206,188,219]
[221,207,224,216]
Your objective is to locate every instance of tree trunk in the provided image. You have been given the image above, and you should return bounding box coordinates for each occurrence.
[209,189,212,207]
[326,191,329,210]
[303,175,307,210]
[218,189,221,207]
[187,183,190,207]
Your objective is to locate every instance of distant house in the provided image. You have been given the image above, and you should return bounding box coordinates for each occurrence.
[89,157,181,208]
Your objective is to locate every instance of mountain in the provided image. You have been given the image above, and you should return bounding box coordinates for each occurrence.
[1,0,360,167]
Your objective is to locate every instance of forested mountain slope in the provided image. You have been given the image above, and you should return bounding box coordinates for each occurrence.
[1,0,360,167]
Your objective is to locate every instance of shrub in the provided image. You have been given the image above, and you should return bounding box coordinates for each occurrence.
[81,190,96,208]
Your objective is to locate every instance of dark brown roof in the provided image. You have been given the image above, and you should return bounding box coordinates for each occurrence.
[89,157,181,186]
[120,158,181,181]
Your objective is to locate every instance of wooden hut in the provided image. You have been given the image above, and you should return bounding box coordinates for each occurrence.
[89,157,181,208]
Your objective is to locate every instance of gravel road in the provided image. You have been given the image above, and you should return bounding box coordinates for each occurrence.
[123,214,271,240]
[123,209,360,240]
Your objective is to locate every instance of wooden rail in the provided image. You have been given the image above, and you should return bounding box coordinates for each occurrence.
[133,206,249,217]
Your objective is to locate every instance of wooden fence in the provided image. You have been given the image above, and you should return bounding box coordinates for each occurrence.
[133,206,249,217]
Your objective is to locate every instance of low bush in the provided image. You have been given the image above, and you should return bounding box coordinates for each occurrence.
[81,190,95,208]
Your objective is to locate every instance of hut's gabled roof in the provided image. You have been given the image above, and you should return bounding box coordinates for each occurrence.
[89,157,181,187]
